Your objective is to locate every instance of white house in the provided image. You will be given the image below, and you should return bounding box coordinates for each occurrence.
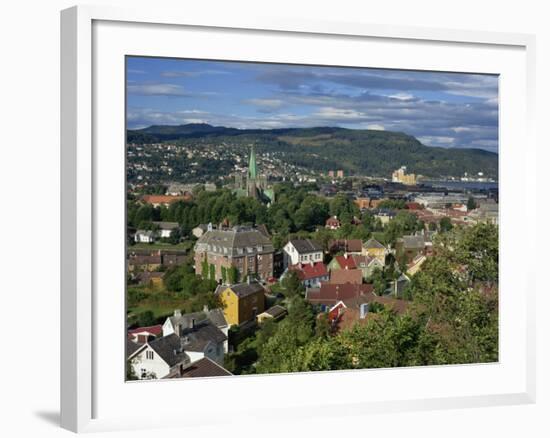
[283,238,323,268]
[134,229,156,243]
[152,221,180,238]
[192,222,215,239]
[129,319,227,380]
[128,335,191,380]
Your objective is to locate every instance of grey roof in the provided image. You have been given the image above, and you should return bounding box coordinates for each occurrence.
[221,281,265,299]
[288,239,323,253]
[178,320,227,353]
[152,221,179,230]
[147,334,191,367]
[194,226,273,257]
[169,308,227,331]
[126,339,144,359]
[207,308,228,328]
[402,235,426,249]
[264,305,287,318]
[363,238,385,249]
[135,230,155,237]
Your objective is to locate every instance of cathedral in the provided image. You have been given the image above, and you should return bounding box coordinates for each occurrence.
[234,144,275,204]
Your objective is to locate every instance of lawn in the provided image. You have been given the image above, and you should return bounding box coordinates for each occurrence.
[127,287,195,323]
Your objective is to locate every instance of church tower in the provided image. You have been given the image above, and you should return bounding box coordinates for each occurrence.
[246,144,259,198]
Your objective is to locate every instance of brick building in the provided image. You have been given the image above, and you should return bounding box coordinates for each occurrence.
[194,226,274,282]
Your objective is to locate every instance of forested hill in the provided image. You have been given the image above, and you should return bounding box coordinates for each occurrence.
[127,123,498,179]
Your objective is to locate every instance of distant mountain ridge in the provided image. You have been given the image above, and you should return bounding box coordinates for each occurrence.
[127,123,498,179]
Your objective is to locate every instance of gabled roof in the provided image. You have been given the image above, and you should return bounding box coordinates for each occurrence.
[195,227,273,255]
[289,262,328,280]
[351,254,374,268]
[263,305,287,319]
[221,282,265,299]
[306,283,374,306]
[330,269,363,285]
[127,324,163,337]
[168,308,228,331]
[147,334,190,367]
[401,235,426,249]
[167,357,232,378]
[152,221,179,230]
[178,320,227,352]
[332,255,357,270]
[126,339,144,359]
[363,238,385,249]
[328,239,363,253]
[287,238,323,253]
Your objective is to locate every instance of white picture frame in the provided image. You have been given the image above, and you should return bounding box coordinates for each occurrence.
[60,4,536,433]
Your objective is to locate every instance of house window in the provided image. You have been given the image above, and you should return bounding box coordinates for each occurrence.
[146,351,154,360]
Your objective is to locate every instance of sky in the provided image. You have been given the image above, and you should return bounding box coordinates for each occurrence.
[126,57,499,152]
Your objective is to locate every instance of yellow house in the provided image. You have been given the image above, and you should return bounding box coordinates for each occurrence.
[362,238,387,264]
[217,281,266,326]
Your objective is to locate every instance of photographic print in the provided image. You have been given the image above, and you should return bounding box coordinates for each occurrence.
[125,57,498,381]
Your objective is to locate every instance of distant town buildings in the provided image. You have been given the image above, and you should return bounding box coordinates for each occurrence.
[392,166,417,185]
[328,170,344,178]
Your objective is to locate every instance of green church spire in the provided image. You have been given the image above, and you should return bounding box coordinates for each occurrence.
[248,144,257,180]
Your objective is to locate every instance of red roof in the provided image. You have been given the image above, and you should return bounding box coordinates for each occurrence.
[328,239,363,253]
[333,255,357,270]
[330,269,363,285]
[406,202,423,210]
[127,324,163,337]
[141,194,190,204]
[306,283,374,306]
[289,262,328,280]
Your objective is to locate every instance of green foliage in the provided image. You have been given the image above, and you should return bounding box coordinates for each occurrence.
[378,199,406,210]
[281,270,305,298]
[163,263,218,297]
[227,266,240,284]
[439,216,453,232]
[467,196,477,211]
[128,124,499,179]
[134,310,157,327]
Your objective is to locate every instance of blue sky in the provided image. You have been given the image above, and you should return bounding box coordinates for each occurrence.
[127,57,499,152]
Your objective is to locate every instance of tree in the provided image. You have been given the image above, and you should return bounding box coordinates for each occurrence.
[135,310,156,327]
[281,271,305,298]
[228,266,240,284]
[467,196,477,211]
[439,217,453,232]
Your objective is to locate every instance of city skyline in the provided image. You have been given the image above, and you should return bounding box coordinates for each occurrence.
[127,56,499,153]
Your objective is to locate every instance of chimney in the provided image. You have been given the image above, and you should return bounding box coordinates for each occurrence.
[360,303,369,319]
[202,304,209,314]
[174,309,181,317]
[190,318,196,329]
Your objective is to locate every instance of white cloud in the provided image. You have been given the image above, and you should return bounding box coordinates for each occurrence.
[127,83,187,97]
[366,124,385,130]
[388,93,414,101]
